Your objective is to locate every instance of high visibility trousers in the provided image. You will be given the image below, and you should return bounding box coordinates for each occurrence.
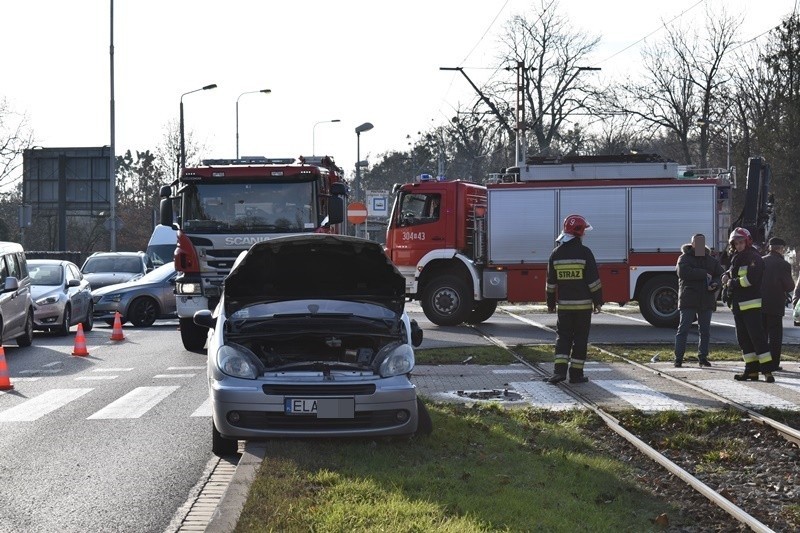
[555,309,593,376]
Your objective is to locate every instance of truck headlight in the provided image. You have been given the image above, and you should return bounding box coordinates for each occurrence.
[376,342,415,377]
[177,282,201,295]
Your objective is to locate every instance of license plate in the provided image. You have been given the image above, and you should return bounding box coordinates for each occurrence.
[284,398,355,418]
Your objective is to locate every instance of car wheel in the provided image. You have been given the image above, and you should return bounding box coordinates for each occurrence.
[128,297,159,327]
[212,421,238,457]
[180,317,207,351]
[415,397,433,436]
[16,309,34,347]
[57,306,71,336]
[82,302,94,332]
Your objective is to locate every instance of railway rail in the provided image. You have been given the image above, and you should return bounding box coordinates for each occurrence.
[460,310,800,532]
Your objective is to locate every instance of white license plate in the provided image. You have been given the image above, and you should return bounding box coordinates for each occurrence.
[284,398,355,418]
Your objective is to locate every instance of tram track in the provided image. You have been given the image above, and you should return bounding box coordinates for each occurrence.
[464,313,799,532]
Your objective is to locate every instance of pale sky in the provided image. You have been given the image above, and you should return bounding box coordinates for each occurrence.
[1,0,795,185]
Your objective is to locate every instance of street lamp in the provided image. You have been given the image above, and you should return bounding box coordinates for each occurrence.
[236,88,271,159]
[696,117,731,172]
[180,83,217,170]
[354,122,373,202]
[312,119,341,156]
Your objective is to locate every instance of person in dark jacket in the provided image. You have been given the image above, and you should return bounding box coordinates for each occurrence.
[761,237,794,372]
[722,227,774,382]
[546,214,603,384]
[674,234,723,367]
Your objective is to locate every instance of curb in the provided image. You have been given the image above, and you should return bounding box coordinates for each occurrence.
[206,442,267,532]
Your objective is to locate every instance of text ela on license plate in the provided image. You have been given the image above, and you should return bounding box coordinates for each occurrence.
[284,398,355,418]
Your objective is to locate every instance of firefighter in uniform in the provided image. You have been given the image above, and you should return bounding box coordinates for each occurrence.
[722,227,774,382]
[546,214,603,384]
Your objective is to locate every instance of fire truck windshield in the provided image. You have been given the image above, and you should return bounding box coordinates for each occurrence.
[182,181,318,233]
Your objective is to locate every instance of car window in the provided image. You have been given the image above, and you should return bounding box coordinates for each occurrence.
[0,255,8,282]
[67,264,81,281]
[16,253,28,278]
[83,256,145,274]
[30,264,63,286]
[6,253,19,280]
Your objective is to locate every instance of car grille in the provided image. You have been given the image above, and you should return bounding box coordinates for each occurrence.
[262,384,377,396]
[234,410,407,430]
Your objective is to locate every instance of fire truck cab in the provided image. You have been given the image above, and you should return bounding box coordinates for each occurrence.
[385,154,772,328]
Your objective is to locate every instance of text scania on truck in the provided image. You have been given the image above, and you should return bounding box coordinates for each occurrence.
[159,156,347,350]
[385,154,774,328]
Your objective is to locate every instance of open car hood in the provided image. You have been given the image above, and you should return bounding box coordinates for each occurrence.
[223,234,406,316]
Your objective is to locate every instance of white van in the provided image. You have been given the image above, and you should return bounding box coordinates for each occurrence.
[146,225,177,267]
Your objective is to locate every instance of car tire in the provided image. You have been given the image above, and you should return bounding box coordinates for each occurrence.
[82,302,94,332]
[16,309,34,347]
[415,397,433,436]
[212,422,238,457]
[57,306,71,337]
[129,297,159,328]
[180,317,207,351]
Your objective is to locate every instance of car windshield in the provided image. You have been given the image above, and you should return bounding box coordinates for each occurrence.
[83,256,143,274]
[182,181,318,233]
[136,263,175,283]
[230,299,397,321]
[30,264,63,286]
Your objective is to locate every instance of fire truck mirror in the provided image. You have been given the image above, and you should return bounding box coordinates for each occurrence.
[328,197,345,225]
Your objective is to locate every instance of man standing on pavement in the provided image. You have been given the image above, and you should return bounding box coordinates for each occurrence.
[761,237,794,372]
[546,214,603,384]
[674,234,724,367]
[722,227,774,382]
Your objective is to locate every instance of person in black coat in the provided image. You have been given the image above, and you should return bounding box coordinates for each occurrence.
[761,237,794,371]
[674,234,724,367]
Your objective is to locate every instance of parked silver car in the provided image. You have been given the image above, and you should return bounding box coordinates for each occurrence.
[81,251,152,290]
[0,241,34,347]
[29,260,93,335]
[92,263,177,327]
[193,234,428,456]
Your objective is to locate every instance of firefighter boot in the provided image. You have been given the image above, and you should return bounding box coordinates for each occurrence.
[734,362,760,382]
[568,367,588,384]
[547,363,568,384]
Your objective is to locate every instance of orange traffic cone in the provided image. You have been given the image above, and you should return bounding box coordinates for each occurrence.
[0,345,13,390]
[72,323,90,357]
[110,312,125,341]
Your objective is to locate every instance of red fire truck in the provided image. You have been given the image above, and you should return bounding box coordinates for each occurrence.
[385,154,773,328]
[159,156,347,350]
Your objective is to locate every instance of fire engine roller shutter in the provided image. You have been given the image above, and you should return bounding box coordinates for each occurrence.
[630,185,715,252]
[488,189,556,263]
[558,188,627,262]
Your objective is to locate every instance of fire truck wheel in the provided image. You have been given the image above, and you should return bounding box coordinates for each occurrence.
[421,275,474,326]
[180,317,207,352]
[639,275,679,328]
[466,300,498,324]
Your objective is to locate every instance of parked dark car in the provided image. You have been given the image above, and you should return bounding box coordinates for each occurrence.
[92,263,177,327]
[80,251,152,290]
[193,234,428,456]
[29,259,93,335]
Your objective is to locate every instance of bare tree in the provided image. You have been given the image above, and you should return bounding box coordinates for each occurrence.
[495,0,600,157]
[0,98,33,188]
[607,8,742,166]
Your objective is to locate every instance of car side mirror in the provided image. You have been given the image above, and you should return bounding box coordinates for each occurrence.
[3,276,19,293]
[67,279,80,287]
[194,309,215,330]
[410,319,423,347]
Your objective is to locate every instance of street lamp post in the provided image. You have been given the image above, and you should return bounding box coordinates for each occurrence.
[312,119,341,156]
[354,122,373,202]
[236,88,271,159]
[180,83,217,170]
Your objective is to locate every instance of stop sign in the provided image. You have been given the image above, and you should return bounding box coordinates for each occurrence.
[347,202,368,224]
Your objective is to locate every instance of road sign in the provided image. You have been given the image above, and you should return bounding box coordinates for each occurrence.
[347,202,368,224]
[366,190,389,216]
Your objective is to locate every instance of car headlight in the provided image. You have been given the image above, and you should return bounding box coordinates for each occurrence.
[376,342,415,377]
[35,295,59,306]
[177,282,201,295]
[217,343,261,379]
[102,293,123,303]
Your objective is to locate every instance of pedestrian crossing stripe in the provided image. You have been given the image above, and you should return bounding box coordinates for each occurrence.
[191,398,212,417]
[691,379,800,411]
[0,389,93,422]
[593,380,688,412]
[88,386,179,419]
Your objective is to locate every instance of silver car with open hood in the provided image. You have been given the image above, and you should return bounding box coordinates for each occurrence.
[194,234,428,456]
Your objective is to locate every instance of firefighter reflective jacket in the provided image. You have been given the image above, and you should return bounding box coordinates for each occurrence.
[727,246,764,312]
[546,238,603,311]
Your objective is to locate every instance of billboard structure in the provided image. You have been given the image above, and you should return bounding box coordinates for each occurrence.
[22,146,112,250]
